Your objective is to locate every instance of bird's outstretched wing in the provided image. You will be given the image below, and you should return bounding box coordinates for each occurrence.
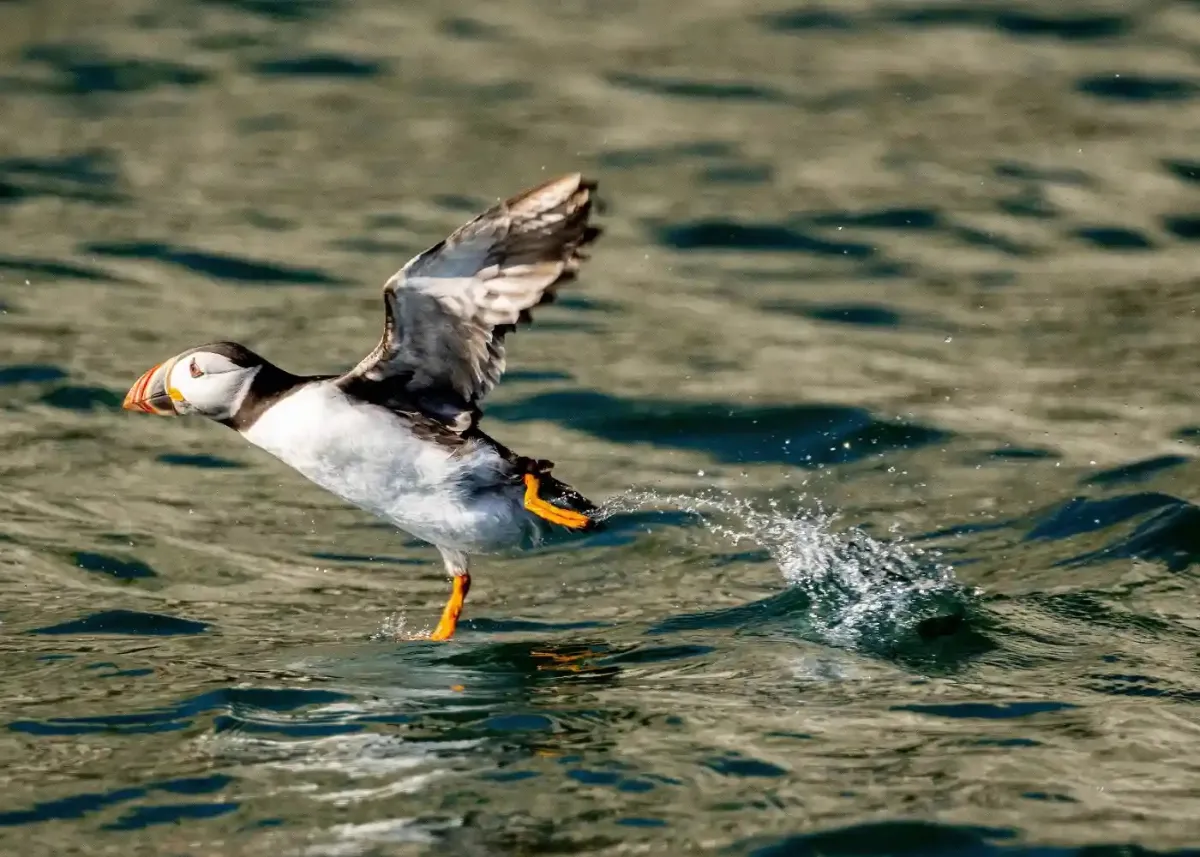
[336,173,600,430]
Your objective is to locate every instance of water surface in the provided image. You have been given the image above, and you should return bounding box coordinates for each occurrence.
[1,0,1199,854]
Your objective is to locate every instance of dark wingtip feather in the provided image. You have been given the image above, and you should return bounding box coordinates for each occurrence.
[348,172,605,420]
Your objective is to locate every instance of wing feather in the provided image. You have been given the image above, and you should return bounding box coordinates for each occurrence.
[337,173,600,429]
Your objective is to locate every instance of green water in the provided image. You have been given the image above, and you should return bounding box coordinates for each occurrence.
[2,0,1200,854]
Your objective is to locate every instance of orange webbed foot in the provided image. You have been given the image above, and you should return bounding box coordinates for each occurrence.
[523,473,592,530]
[428,573,470,641]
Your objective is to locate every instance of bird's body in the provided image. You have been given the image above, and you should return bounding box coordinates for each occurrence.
[242,380,534,553]
[122,173,603,639]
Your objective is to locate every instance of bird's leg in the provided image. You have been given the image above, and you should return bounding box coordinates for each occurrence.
[429,548,470,641]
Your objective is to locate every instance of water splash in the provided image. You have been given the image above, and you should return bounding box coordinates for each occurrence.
[599,489,980,652]
[373,612,431,642]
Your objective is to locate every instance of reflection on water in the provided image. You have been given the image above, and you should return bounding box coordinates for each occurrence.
[2,0,1200,853]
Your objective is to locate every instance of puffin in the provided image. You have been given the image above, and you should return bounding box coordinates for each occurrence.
[122,174,602,640]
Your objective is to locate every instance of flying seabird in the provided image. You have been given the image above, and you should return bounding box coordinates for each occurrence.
[122,173,602,640]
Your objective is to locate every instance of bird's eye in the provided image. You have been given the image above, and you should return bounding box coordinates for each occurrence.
[189,358,203,378]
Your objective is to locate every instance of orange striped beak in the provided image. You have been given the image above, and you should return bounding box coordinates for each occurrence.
[122,362,178,416]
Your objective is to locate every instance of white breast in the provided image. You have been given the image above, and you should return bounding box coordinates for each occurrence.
[241,382,529,551]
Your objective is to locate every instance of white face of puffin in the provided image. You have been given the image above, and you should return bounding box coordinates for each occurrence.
[123,347,260,421]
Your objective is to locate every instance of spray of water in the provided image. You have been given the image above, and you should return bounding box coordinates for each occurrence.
[598,488,979,651]
[373,488,979,652]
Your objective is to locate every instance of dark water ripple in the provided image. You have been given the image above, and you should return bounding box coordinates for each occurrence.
[761,8,1132,41]
[489,392,950,466]
[0,149,125,205]
[1163,215,1200,241]
[195,0,338,20]
[1077,75,1199,102]
[0,775,233,828]
[657,220,876,257]
[71,551,157,580]
[733,820,1200,857]
[1064,502,1200,573]
[84,241,345,285]
[1081,455,1190,486]
[1163,160,1200,184]
[0,255,121,282]
[29,609,210,636]
[155,452,245,468]
[0,365,68,385]
[607,72,790,103]
[763,301,904,328]
[38,385,122,411]
[250,54,387,79]
[20,44,210,95]
[1075,226,1156,251]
